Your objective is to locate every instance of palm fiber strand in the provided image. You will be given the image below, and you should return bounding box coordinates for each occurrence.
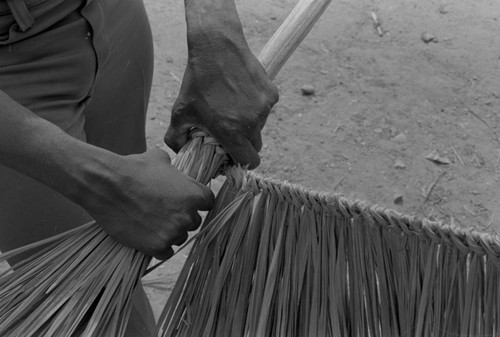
[156,136,500,337]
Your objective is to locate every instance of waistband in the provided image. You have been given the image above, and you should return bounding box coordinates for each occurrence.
[0,0,87,33]
[0,0,49,15]
[0,0,85,44]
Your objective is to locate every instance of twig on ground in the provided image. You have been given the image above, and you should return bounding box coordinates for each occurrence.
[462,102,500,144]
[451,147,465,166]
[484,211,494,230]
[466,107,491,130]
[423,171,445,204]
[333,175,346,190]
[170,71,182,84]
[463,205,476,216]
[370,11,384,36]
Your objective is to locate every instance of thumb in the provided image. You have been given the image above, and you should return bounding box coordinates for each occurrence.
[218,131,261,169]
[164,124,192,153]
[164,99,196,153]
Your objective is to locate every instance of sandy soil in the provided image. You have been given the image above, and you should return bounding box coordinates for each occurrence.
[142,0,500,318]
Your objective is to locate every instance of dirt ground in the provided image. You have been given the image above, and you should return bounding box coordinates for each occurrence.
[142,0,500,318]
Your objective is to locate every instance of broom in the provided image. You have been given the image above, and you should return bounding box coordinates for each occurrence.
[0,0,330,335]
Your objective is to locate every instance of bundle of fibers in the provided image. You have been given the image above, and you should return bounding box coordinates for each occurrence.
[156,138,500,337]
[0,132,227,337]
[0,222,149,336]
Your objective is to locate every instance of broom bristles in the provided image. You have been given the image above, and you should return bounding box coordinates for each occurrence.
[155,165,500,337]
[0,222,151,337]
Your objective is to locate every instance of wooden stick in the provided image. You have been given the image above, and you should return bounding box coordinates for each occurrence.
[258,0,332,80]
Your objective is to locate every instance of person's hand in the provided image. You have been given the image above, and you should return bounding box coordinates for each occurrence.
[83,149,214,260]
[164,30,279,169]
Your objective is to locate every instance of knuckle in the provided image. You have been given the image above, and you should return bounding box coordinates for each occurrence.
[197,185,215,205]
[268,83,279,105]
[164,127,178,146]
[255,89,278,119]
[151,148,171,162]
[174,232,189,246]
[218,120,241,135]
[150,237,173,258]
[250,132,263,152]
[248,157,260,170]
[153,248,173,261]
[155,222,183,248]
[252,65,279,107]
[171,97,188,115]
[216,122,248,146]
[173,210,198,231]
[186,210,202,230]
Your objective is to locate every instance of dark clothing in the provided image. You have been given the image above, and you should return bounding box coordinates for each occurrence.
[0,0,153,150]
[0,0,156,335]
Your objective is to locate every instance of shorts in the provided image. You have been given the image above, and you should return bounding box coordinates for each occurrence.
[0,0,156,335]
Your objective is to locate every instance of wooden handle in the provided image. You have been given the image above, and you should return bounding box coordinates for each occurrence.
[258,0,332,80]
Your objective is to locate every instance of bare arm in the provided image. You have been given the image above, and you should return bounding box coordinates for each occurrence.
[0,90,105,199]
[165,0,279,169]
[184,0,247,40]
[0,90,213,259]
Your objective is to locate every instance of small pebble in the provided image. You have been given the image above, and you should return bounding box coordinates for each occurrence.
[438,4,449,14]
[394,194,404,205]
[394,159,406,169]
[421,32,438,43]
[391,133,407,143]
[166,56,174,63]
[374,128,383,134]
[301,84,315,96]
[426,150,451,165]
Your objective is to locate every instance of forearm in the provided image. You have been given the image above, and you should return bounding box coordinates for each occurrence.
[0,90,119,207]
[184,0,248,52]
